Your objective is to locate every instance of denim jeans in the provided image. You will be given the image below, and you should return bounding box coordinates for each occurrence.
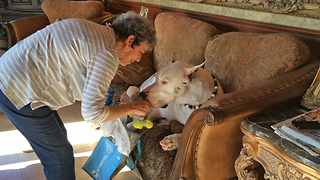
[0,89,75,180]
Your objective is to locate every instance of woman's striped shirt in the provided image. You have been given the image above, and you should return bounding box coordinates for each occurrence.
[0,18,119,125]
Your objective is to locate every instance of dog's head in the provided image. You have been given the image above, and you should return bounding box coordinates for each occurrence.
[140,61,219,108]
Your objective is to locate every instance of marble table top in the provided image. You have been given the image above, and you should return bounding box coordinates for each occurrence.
[242,105,320,170]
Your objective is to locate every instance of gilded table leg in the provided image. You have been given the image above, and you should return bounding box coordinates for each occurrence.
[235,134,259,180]
[236,131,320,180]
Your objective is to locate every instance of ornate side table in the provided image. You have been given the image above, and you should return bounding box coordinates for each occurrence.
[235,106,320,180]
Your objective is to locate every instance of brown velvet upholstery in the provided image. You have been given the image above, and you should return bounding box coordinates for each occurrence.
[42,0,105,24]
[115,12,219,87]
[116,52,156,85]
[204,32,311,93]
[153,12,219,71]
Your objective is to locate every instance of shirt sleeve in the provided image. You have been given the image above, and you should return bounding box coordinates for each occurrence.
[81,50,119,125]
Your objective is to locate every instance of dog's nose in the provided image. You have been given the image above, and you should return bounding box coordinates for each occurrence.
[140,91,147,100]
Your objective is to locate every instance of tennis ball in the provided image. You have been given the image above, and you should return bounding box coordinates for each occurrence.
[144,119,153,129]
[133,120,144,129]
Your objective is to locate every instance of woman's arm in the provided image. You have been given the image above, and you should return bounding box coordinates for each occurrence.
[102,100,151,122]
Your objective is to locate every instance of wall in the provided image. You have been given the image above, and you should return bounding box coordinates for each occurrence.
[0,0,44,22]
[109,0,320,58]
[127,0,320,31]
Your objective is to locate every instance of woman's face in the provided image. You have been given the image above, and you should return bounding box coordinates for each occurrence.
[119,42,149,66]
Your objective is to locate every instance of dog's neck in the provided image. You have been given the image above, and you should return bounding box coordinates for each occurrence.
[209,75,219,99]
[184,75,219,110]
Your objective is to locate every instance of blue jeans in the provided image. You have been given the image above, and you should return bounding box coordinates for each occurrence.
[0,89,75,180]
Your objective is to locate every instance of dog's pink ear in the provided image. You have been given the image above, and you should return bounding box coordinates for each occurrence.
[184,61,206,82]
[172,52,179,63]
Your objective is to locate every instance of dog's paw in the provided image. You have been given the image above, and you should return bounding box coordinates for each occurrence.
[159,133,181,151]
[155,119,170,131]
[157,119,170,126]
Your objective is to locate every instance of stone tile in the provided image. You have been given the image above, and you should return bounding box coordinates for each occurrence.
[21,162,44,180]
[0,169,23,180]
[23,172,46,180]
[0,101,141,180]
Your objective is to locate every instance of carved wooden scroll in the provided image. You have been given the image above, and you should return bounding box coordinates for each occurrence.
[184,0,320,14]
[234,128,320,180]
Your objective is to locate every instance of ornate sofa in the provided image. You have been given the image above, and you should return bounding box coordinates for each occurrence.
[4,1,320,180]
[115,12,320,180]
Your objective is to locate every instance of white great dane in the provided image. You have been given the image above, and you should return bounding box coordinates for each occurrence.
[124,60,223,151]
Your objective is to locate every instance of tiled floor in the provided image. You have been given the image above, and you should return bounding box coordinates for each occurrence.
[0,101,142,180]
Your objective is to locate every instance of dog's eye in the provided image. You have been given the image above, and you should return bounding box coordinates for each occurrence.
[177,87,181,90]
[161,80,168,85]
[183,81,187,84]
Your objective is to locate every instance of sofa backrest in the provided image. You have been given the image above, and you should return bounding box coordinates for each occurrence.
[153,12,219,71]
[204,32,311,93]
[115,12,219,86]
[115,12,312,91]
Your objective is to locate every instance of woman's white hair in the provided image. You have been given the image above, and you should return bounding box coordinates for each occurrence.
[110,11,156,51]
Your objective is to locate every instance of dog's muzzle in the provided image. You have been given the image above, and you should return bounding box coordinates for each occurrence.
[140,91,168,108]
[140,91,148,100]
[161,104,168,109]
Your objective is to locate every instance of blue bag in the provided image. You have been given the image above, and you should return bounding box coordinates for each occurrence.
[83,116,142,180]
[82,136,123,180]
[126,139,141,170]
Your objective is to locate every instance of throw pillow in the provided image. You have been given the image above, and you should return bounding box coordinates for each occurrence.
[153,12,219,71]
[204,32,310,93]
[116,52,155,86]
[42,0,105,24]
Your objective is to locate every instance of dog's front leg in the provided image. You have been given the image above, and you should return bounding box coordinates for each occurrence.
[159,133,181,151]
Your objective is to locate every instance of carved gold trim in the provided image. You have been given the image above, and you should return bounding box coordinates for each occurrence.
[243,0,320,13]
[235,126,320,180]
[182,0,320,14]
[274,163,312,180]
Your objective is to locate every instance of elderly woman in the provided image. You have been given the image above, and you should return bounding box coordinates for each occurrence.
[0,11,156,180]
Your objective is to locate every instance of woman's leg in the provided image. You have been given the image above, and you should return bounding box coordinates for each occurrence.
[0,90,75,180]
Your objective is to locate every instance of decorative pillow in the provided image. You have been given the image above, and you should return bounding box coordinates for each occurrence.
[204,32,310,93]
[116,52,155,86]
[153,12,219,71]
[42,0,105,24]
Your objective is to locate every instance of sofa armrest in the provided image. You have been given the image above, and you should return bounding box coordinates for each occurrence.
[170,107,244,180]
[4,14,50,48]
[169,57,320,180]
[202,55,320,124]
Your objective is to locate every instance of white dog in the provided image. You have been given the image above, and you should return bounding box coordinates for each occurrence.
[124,60,223,151]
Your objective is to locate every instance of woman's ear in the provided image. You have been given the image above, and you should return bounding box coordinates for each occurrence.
[125,35,136,47]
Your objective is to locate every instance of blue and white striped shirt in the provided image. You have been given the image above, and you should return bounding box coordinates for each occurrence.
[0,18,119,125]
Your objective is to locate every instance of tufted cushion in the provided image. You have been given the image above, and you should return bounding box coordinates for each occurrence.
[153,12,219,71]
[204,32,310,93]
[116,52,155,86]
[42,0,105,24]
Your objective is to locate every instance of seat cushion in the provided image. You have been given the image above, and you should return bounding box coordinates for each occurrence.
[153,12,219,71]
[204,32,310,93]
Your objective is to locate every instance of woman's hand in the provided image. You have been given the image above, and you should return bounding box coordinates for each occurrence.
[103,100,151,122]
[130,100,151,116]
